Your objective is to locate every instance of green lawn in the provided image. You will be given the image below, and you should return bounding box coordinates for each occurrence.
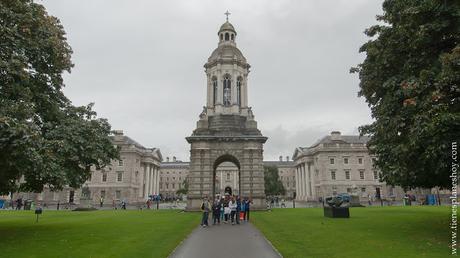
[252,206,451,258]
[0,210,199,258]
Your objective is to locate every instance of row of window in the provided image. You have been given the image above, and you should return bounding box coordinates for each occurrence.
[159,183,185,190]
[100,190,122,199]
[97,172,124,182]
[160,177,182,182]
[329,157,367,165]
[331,186,369,195]
[330,170,378,180]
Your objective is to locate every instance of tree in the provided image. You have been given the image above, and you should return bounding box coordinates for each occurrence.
[351,0,460,189]
[0,0,119,194]
[264,166,286,196]
[176,179,189,195]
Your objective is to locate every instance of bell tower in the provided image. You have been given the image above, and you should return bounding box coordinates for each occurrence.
[186,14,267,210]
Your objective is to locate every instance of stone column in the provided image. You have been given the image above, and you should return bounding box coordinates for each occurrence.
[155,167,160,195]
[144,164,149,199]
[139,165,145,198]
[295,166,300,200]
[301,164,306,200]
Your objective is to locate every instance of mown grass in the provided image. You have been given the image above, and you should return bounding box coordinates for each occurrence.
[252,206,451,258]
[0,210,199,258]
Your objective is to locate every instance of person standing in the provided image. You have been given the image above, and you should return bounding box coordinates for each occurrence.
[100,197,104,208]
[229,196,237,225]
[236,196,241,225]
[244,198,251,221]
[212,199,221,225]
[200,197,211,227]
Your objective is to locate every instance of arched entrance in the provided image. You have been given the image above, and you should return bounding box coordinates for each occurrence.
[213,155,240,200]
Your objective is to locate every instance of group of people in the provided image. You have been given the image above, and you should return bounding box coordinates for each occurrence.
[200,195,251,227]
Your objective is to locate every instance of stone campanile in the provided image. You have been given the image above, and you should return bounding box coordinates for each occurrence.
[186,16,267,210]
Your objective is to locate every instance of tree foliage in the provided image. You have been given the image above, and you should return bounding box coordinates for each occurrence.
[264,166,286,196]
[176,179,189,195]
[352,0,460,189]
[0,0,119,194]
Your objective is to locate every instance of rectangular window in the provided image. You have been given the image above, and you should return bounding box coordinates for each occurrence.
[359,170,365,180]
[345,170,350,180]
[330,158,335,165]
[102,172,107,182]
[227,173,230,180]
[117,172,123,182]
[115,190,121,199]
[373,170,378,180]
[344,158,348,164]
[361,187,366,193]
[358,158,363,164]
[331,171,336,180]
[347,188,352,193]
[118,160,123,166]
[101,190,106,198]
[287,182,290,187]
[166,183,169,189]
[172,183,175,189]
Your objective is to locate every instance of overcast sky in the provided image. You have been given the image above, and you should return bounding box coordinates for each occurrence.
[40,0,383,161]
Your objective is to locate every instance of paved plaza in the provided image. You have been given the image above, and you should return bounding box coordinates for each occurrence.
[169,221,282,258]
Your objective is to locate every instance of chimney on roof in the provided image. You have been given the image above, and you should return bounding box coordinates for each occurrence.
[113,130,123,136]
[331,131,341,140]
[279,156,283,162]
[166,157,170,162]
[286,156,289,161]
[173,156,176,162]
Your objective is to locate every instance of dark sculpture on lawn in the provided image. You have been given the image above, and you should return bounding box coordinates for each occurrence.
[323,196,350,218]
[325,196,344,208]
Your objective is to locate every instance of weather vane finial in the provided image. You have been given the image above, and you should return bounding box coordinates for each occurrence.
[224,10,231,22]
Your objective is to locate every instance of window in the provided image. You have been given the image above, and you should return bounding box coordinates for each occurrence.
[160,183,162,189]
[358,158,363,164]
[330,158,335,165]
[166,177,169,181]
[223,75,231,106]
[345,170,350,180]
[117,172,123,182]
[287,182,290,187]
[347,188,352,193]
[166,183,169,189]
[359,170,365,180]
[115,190,121,199]
[172,183,175,189]
[331,171,336,180]
[88,173,92,182]
[102,172,107,182]
[237,77,242,106]
[344,158,348,164]
[227,173,230,180]
[212,77,218,105]
[225,32,229,41]
[361,187,366,193]
[101,190,106,198]
[118,160,123,166]
[231,34,234,40]
[373,170,379,180]
[173,177,175,180]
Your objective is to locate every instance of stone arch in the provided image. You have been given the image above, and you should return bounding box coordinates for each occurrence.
[212,154,241,199]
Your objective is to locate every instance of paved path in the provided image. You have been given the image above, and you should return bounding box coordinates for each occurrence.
[169,220,282,258]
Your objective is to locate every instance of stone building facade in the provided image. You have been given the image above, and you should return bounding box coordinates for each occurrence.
[16,130,162,206]
[292,131,405,202]
[264,157,296,198]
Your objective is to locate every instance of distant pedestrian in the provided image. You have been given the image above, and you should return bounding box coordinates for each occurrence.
[112,199,117,210]
[100,197,104,208]
[57,201,60,210]
[212,199,221,225]
[200,197,211,227]
[235,196,241,225]
[121,200,127,210]
[244,198,251,221]
[146,199,151,209]
[229,196,237,225]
